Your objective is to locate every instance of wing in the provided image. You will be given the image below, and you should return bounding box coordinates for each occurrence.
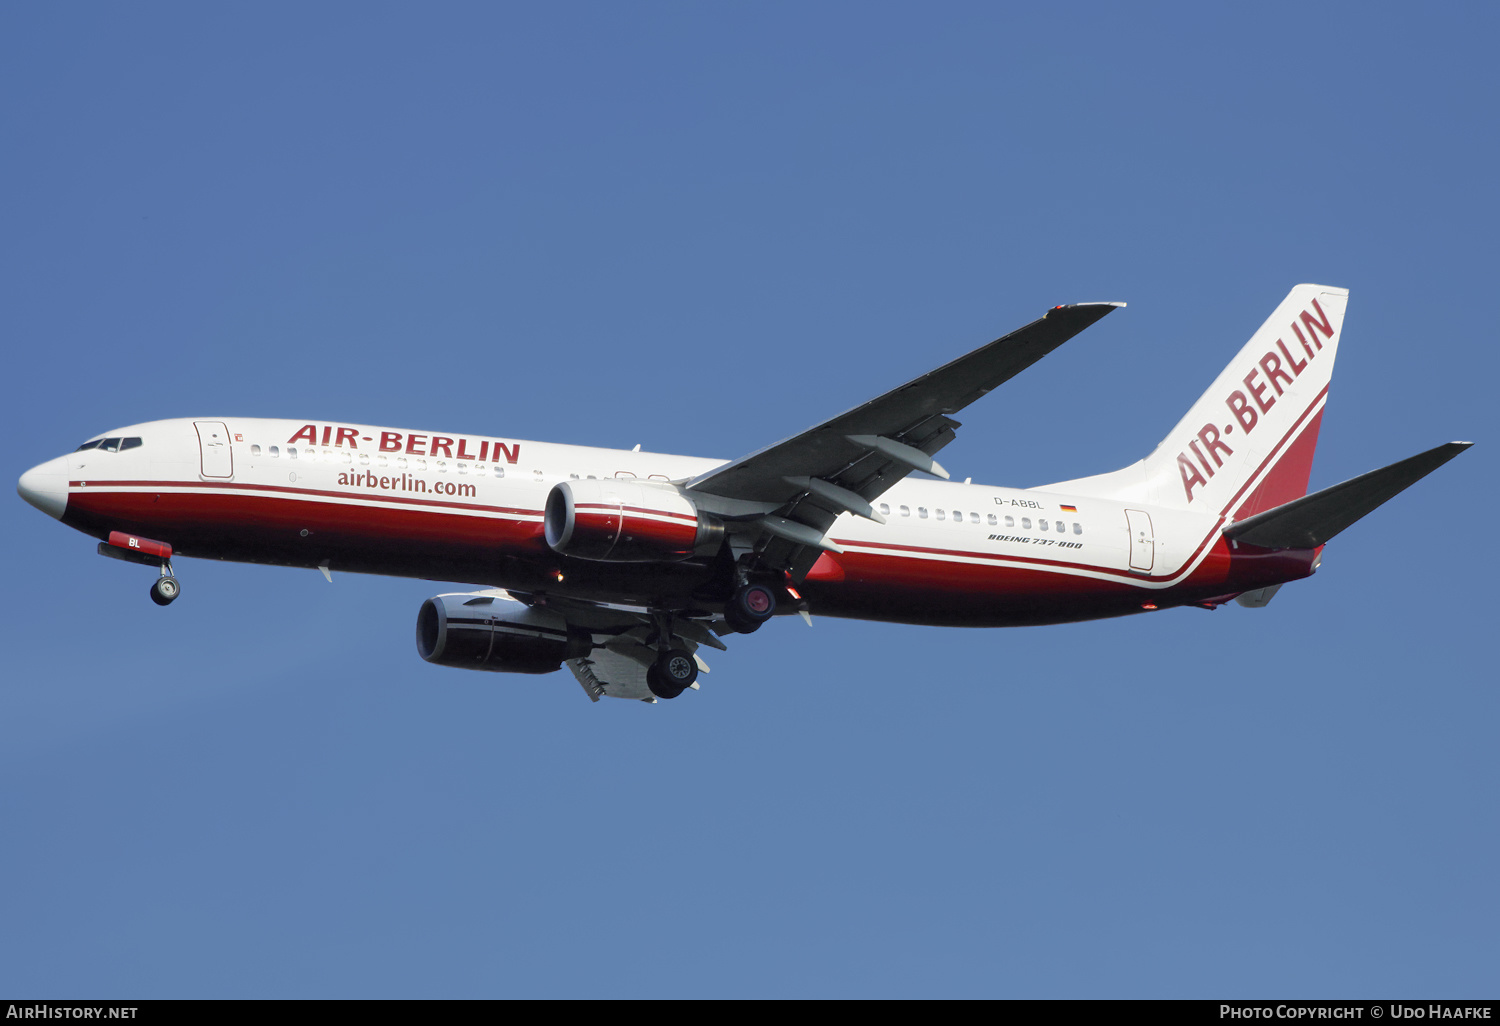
[685,302,1123,577]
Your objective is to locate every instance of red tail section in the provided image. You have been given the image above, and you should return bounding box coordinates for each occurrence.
[1232,408,1325,519]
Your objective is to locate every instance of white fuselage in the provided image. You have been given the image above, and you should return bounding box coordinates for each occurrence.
[21,416,1316,628]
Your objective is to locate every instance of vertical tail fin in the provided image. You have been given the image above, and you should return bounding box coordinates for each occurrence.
[1042,284,1348,519]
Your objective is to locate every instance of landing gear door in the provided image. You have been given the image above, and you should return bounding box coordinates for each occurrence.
[1125,509,1154,574]
[195,421,234,479]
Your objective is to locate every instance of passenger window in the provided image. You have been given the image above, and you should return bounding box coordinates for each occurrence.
[376,455,387,468]
[459,463,469,475]
[1004,516,1015,528]
[287,447,298,459]
[1073,523,1083,535]
[586,474,597,480]
[415,458,427,471]
[1038,519,1047,531]
[1056,520,1065,532]
[342,451,352,464]
[251,444,262,456]
[952,511,961,523]
[359,453,370,466]
[918,507,928,519]
[970,512,980,524]
[935,509,945,521]
[879,503,890,516]
[436,460,448,472]
[493,465,505,478]
[270,445,280,457]
[396,457,407,470]
[1022,517,1032,529]
[899,505,910,517]
[570,473,579,479]
[120,437,142,451]
[987,514,997,526]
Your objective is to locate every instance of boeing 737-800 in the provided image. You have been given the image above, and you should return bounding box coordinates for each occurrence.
[16,285,1469,702]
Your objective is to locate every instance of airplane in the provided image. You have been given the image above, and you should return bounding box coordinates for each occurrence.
[16,284,1470,703]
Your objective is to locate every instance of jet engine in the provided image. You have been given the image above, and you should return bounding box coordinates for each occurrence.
[416,592,592,674]
[544,478,723,562]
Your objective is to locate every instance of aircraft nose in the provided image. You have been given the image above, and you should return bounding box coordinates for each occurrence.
[17,455,69,520]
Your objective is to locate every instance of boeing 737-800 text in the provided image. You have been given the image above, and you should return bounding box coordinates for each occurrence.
[16,285,1469,702]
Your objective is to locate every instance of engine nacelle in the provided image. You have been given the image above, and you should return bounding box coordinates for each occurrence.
[544,478,723,562]
[416,592,592,674]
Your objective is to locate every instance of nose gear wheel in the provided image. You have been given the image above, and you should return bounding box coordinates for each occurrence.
[150,574,180,606]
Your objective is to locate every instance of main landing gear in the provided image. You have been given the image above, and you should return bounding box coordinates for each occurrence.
[724,582,776,634]
[647,648,698,700]
[149,565,181,606]
[641,606,702,701]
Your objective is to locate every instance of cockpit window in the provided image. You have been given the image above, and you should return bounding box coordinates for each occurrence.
[76,437,142,453]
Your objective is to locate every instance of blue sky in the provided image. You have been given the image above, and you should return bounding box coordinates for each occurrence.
[3,2,1495,998]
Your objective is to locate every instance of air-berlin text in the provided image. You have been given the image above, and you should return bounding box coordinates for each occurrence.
[287,425,520,463]
[1178,299,1335,503]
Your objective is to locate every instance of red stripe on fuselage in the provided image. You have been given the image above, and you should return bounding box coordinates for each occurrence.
[801,536,1313,626]
[60,396,1328,627]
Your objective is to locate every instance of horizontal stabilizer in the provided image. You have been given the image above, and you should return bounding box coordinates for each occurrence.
[1224,442,1471,549]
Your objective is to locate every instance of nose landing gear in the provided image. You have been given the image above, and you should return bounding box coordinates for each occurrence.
[149,565,180,606]
[98,532,180,606]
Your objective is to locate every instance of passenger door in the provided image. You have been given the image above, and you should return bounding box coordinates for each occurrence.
[195,421,234,479]
[1125,509,1154,573]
